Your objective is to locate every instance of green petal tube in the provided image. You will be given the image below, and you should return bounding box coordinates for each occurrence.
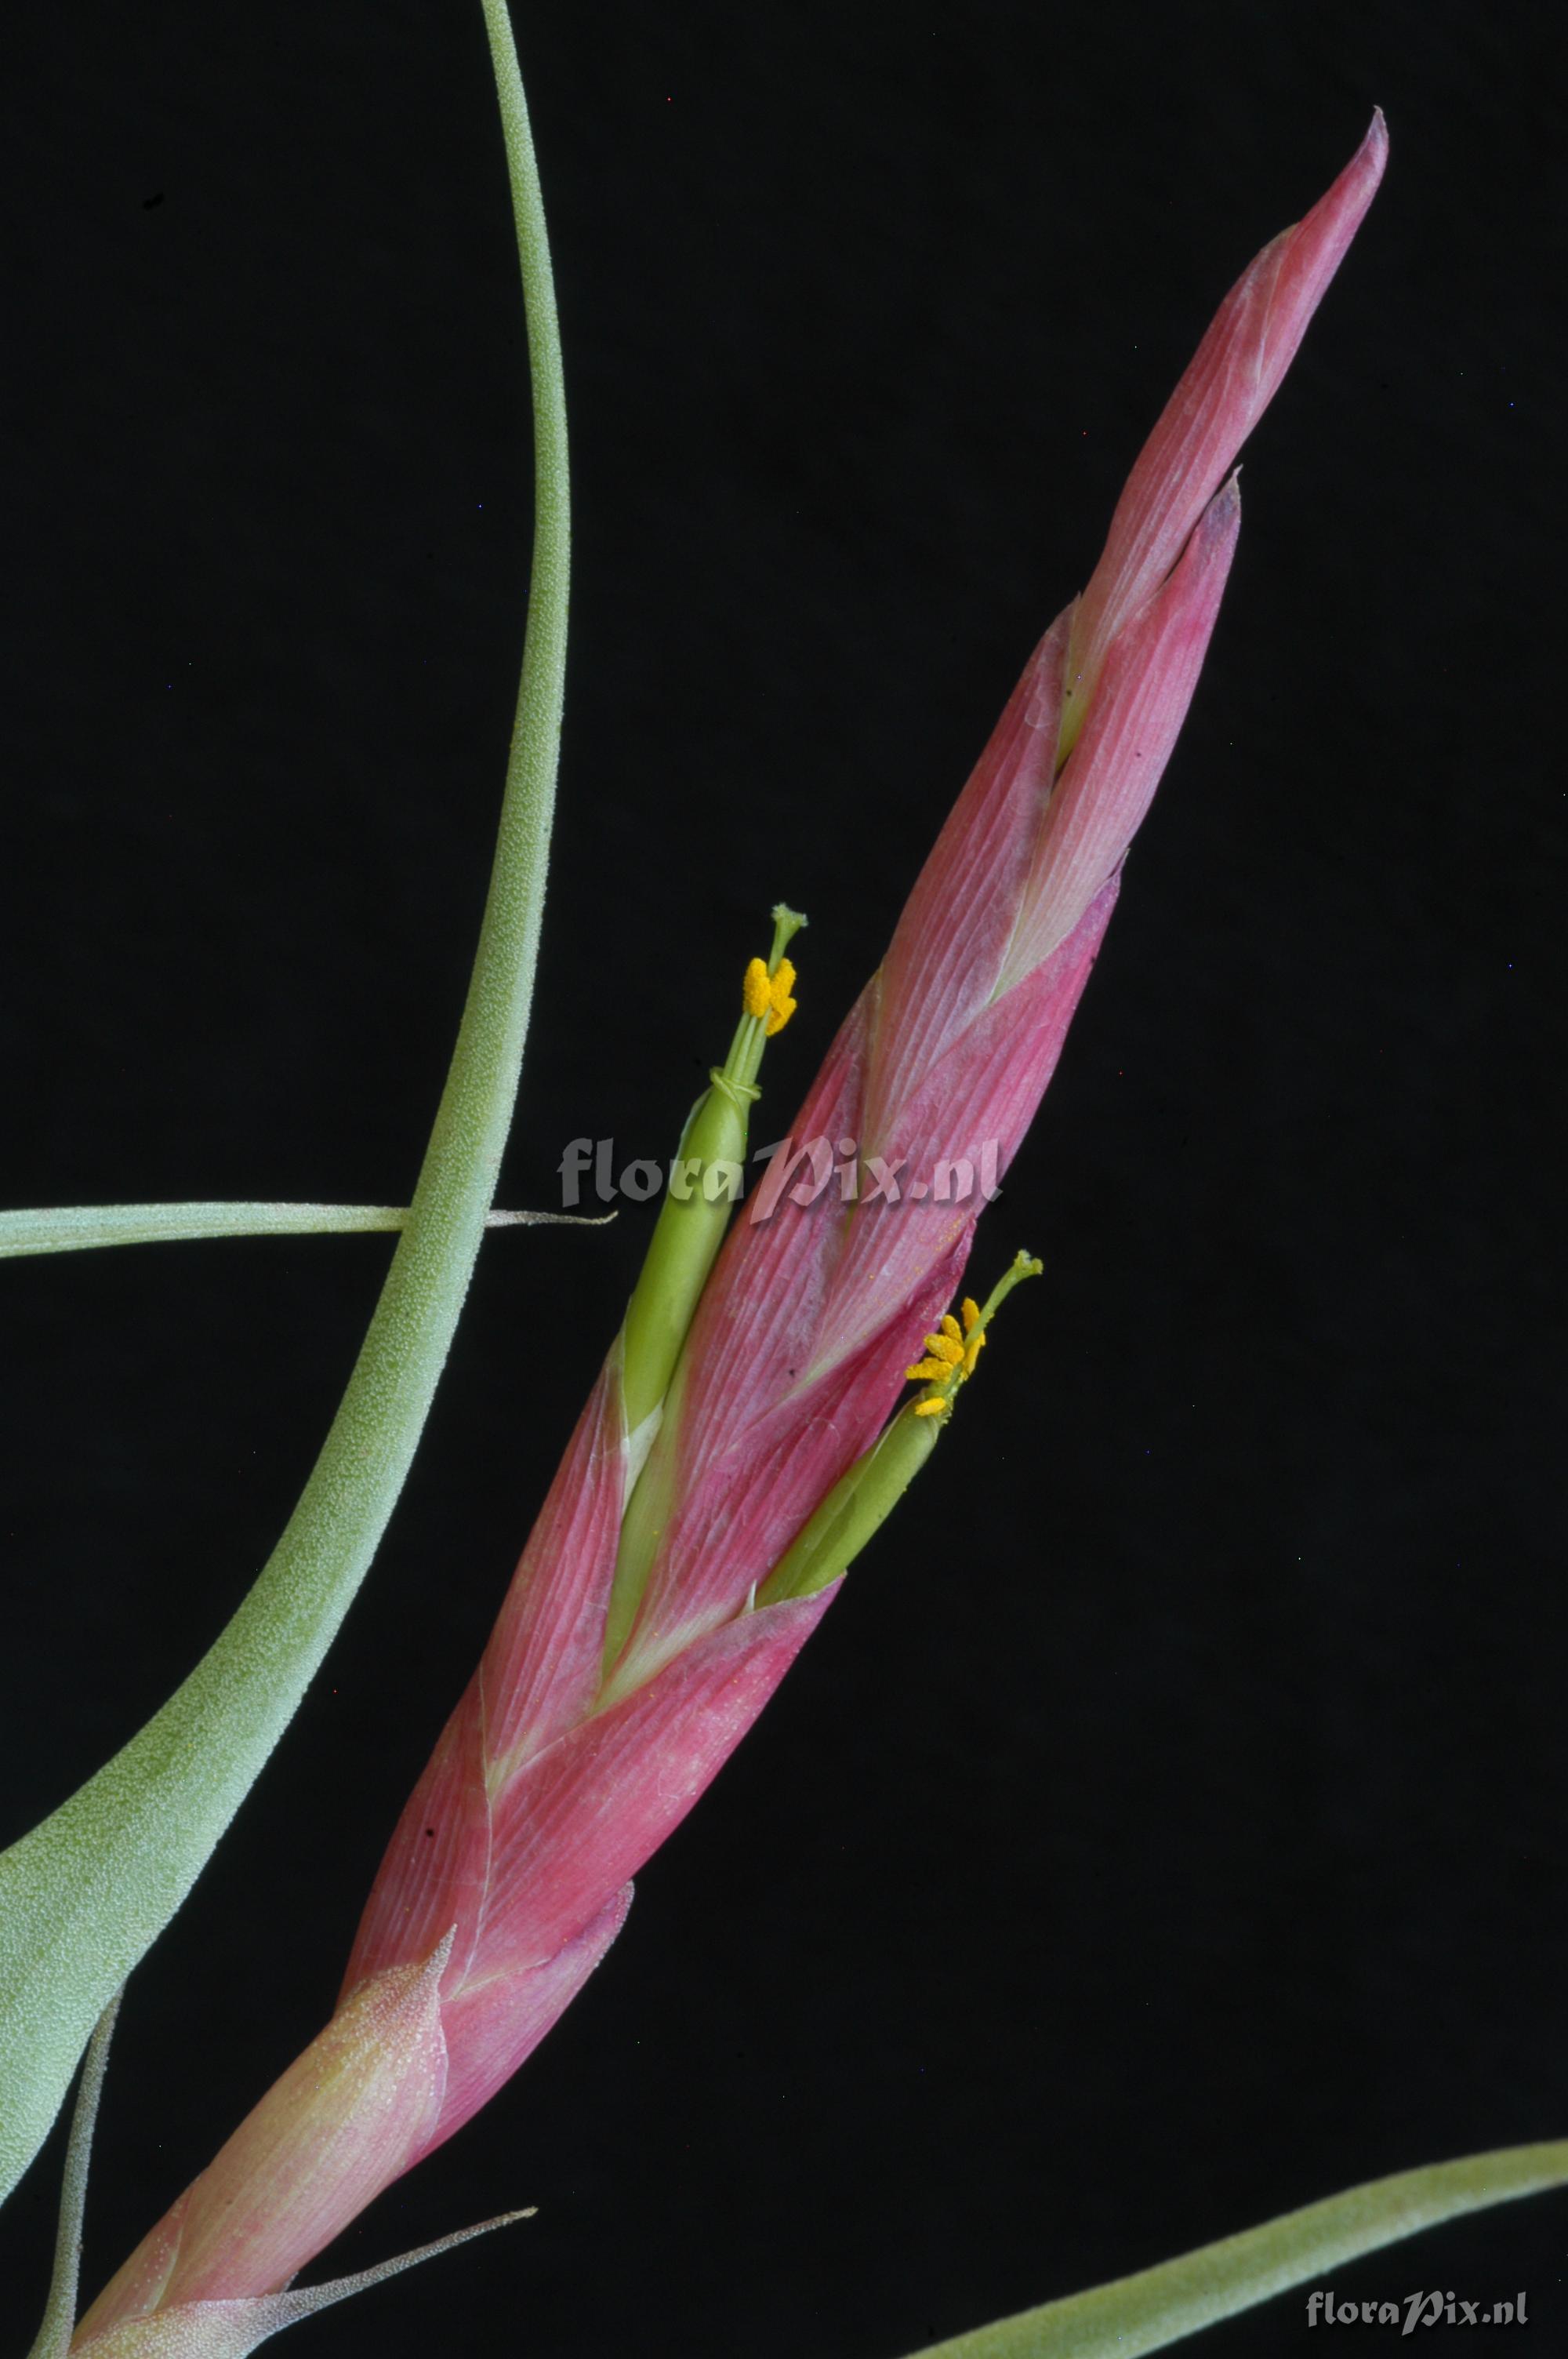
[619,903,806,1434]
[761,1252,1042,1605]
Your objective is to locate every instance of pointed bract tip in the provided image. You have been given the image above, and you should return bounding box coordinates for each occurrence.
[1203,471,1242,553]
[1319,107,1388,228]
[1210,468,1242,522]
[1183,468,1243,577]
[70,2210,543,2357]
[1355,106,1388,188]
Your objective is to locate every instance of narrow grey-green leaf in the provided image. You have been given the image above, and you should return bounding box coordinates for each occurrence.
[0,0,567,2208]
[900,2140,1568,2359]
[25,1992,122,2358]
[0,1203,603,1258]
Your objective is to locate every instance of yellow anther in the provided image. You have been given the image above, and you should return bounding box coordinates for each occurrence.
[902,1256,1036,1421]
[744,953,799,1035]
[742,957,772,1021]
[765,957,798,1036]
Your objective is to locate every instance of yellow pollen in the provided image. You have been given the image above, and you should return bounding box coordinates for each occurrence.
[742,957,772,1021]
[906,1295,989,1404]
[903,1259,1036,1419]
[765,957,798,1036]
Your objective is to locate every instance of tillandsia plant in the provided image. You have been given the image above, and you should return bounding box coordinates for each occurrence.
[5,6,1566,2357]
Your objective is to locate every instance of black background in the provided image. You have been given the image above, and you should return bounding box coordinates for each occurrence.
[2,3,1563,2354]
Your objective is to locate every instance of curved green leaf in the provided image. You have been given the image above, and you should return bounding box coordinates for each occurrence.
[0,0,567,2207]
[901,2140,1568,2358]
